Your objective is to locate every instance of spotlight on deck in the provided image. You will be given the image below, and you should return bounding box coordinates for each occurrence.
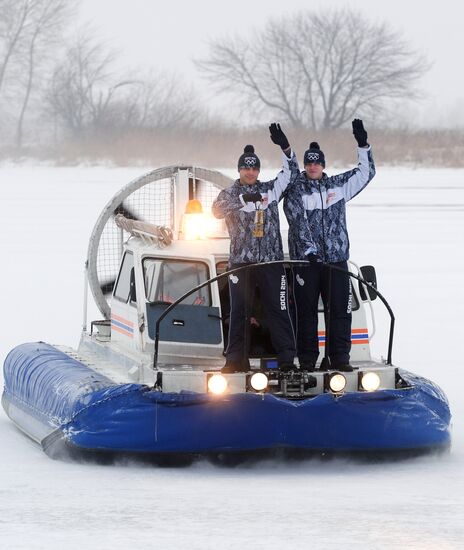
[360,372,381,392]
[250,372,269,391]
[328,373,347,393]
[207,374,228,395]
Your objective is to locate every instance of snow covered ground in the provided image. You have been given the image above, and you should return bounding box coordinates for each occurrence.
[1,163,463,549]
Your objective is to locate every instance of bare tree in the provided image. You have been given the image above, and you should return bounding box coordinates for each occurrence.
[0,0,32,95]
[0,0,36,138]
[0,0,76,146]
[196,8,430,129]
[45,32,137,137]
[47,33,206,138]
[15,0,75,147]
[114,73,204,131]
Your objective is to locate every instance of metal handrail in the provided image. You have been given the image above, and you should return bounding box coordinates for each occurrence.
[152,260,395,370]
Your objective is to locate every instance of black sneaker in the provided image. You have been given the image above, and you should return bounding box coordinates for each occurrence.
[221,362,249,373]
[299,362,316,372]
[331,363,354,372]
[279,362,297,373]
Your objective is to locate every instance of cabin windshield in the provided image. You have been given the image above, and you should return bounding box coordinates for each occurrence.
[143,258,211,306]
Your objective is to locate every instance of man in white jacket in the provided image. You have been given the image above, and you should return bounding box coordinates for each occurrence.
[284,119,375,372]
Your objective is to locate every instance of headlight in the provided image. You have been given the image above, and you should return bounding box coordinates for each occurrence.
[328,373,346,393]
[250,372,268,391]
[208,374,228,395]
[361,372,381,392]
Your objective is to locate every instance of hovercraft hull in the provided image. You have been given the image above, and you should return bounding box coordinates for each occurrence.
[2,343,451,459]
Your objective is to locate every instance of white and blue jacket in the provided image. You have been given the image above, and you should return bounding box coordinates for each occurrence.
[284,146,376,263]
[212,151,303,265]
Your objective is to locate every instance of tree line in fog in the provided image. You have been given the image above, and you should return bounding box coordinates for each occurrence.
[0,0,439,155]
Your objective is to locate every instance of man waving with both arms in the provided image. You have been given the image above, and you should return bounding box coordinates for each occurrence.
[284,119,376,373]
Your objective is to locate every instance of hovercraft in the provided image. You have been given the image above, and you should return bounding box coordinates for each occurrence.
[2,166,451,461]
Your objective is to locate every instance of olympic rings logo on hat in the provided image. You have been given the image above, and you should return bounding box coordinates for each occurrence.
[244,157,257,167]
[306,153,320,161]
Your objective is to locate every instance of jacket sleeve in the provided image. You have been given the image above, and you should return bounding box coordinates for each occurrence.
[283,182,317,256]
[329,146,376,202]
[266,150,301,204]
[212,188,245,219]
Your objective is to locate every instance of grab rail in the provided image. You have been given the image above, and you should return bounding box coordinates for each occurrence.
[152,260,395,370]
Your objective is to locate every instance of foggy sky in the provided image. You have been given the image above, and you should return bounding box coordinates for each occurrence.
[79,0,463,127]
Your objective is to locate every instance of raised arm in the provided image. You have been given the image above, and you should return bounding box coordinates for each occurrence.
[266,123,301,203]
[330,119,376,201]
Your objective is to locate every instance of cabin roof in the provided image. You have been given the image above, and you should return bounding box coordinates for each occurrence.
[125,229,291,258]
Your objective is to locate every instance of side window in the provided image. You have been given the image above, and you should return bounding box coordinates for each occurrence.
[114,252,135,304]
[143,258,211,306]
[144,258,158,302]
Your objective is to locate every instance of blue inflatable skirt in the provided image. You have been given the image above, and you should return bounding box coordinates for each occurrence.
[2,343,451,458]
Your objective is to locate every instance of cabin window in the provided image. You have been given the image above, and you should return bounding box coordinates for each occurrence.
[143,258,211,306]
[113,252,136,304]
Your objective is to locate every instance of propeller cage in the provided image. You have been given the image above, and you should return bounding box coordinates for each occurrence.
[86,166,232,319]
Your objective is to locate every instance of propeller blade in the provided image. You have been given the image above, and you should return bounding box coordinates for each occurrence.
[100,279,116,295]
[113,202,139,220]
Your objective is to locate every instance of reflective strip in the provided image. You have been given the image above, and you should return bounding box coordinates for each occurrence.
[111,323,134,338]
[317,328,369,345]
[111,313,134,327]
[111,315,134,338]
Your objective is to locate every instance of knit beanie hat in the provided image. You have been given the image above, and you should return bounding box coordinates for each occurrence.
[303,142,325,167]
[238,145,261,171]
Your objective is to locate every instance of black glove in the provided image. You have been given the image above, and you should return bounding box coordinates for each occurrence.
[306,253,322,265]
[242,192,262,203]
[352,119,368,147]
[269,122,290,150]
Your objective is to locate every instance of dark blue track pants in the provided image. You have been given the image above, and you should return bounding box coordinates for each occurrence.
[226,264,296,364]
[293,261,352,365]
